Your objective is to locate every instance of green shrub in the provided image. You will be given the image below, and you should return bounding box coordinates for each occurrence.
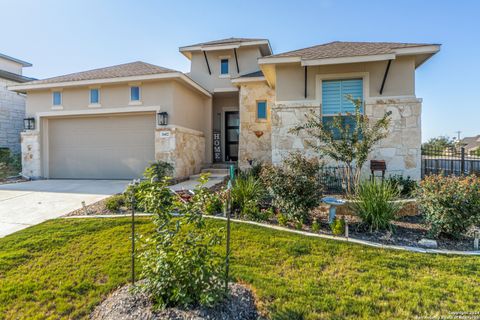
[105,194,125,212]
[231,175,265,217]
[387,174,418,198]
[417,175,480,239]
[138,176,225,309]
[349,180,402,232]
[311,219,321,232]
[330,217,345,235]
[0,149,21,178]
[260,152,323,223]
[143,161,174,182]
[277,214,288,226]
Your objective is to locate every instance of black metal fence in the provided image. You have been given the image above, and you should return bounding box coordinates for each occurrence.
[421,146,480,177]
[320,166,345,194]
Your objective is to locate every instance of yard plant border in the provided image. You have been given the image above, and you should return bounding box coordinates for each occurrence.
[63,214,480,256]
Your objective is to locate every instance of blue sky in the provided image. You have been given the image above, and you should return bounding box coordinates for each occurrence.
[1,0,478,141]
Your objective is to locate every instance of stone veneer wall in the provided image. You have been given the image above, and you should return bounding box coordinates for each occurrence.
[271,97,422,180]
[238,82,275,169]
[0,78,26,154]
[155,126,205,178]
[20,130,41,178]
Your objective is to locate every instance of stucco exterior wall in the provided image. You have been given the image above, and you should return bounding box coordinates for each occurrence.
[188,46,263,91]
[275,56,416,101]
[0,57,24,75]
[155,126,205,178]
[238,82,275,169]
[271,97,422,180]
[25,80,175,115]
[0,78,26,153]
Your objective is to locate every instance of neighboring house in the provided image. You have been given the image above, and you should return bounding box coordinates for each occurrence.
[459,135,480,155]
[10,38,439,180]
[0,53,33,154]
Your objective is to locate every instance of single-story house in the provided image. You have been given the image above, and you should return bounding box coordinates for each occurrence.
[459,135,480,155]
[0,53,34,154]
[9,38,440,180]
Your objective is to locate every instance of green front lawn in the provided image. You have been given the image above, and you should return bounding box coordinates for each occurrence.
[0,218,479,319]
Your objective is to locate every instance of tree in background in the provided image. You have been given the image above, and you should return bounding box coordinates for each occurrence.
[421,136,456,156]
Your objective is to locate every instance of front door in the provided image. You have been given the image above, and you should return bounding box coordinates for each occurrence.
[225,111,239,161]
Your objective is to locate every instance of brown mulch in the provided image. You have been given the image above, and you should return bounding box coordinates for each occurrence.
[0,175,28,185]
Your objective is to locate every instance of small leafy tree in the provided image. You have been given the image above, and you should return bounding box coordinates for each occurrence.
[290,96,391,194]
[260,152,323,223]
[422,136,456,156]
[138,175,225,309]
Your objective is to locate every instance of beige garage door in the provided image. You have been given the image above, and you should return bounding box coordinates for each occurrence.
[48,113,155,179]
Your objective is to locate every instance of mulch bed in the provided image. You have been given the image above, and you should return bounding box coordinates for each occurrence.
[0,175,28,185]
[91,280,259,320]
[65,183,477,252]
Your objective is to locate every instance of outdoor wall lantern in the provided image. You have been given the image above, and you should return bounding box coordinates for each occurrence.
[24,117,35,130]
[157,112,168,126]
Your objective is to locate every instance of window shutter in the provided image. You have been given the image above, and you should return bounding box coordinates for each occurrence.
[322,79,363,115]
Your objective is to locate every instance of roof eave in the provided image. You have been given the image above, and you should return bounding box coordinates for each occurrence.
[179,40,272,59]
[0,53,32,67]
[231,76,266,85]
[8,72,212,97]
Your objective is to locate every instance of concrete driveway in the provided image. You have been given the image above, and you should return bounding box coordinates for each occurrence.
[0,179,129,238]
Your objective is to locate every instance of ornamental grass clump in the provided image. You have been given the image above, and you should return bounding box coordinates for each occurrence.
[137,175,226,309]
[231,174,266,218]
[350,179,402,232]
[417,175,480,239]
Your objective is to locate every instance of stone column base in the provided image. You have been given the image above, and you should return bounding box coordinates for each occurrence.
[20,131,41,179]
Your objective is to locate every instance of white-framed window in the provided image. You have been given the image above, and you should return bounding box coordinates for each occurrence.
[220,59,229,75]
[130,86,141,101]
[52,91,62,106]
[90,88,100,104]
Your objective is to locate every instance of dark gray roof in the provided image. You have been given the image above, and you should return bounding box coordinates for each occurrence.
[0,69,36,83]
[265,41,437,60]
[22,61,178,85]
[239,70,264,78]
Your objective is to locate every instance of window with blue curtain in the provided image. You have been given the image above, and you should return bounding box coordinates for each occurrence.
[130,86,140,101]
[52,91,62,106]
[220,59,229,75]
[90,88,99,104]
[257,101,267,119]
[322,79,363,139]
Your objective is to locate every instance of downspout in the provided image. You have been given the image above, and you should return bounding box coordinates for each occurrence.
[379,60,392,95]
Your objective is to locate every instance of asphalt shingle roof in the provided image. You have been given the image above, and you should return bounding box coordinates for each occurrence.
[184,37,268,48]
[0,69,36,83]
[266,41,435,60]
[24,61,178,85]
[239,70,264,78]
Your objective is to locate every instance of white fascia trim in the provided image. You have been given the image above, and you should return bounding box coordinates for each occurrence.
[213,87,239,93]
[231,76,266,84]
[35,105,160,119]
[302,54,396,66]
[179,40,270,53]
[9,73,212,97]
[393,45,441,56]
[258,56,301,65]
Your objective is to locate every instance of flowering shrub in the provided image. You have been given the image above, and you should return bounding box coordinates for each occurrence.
[417,175,480,239]
[261,153,323,223]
